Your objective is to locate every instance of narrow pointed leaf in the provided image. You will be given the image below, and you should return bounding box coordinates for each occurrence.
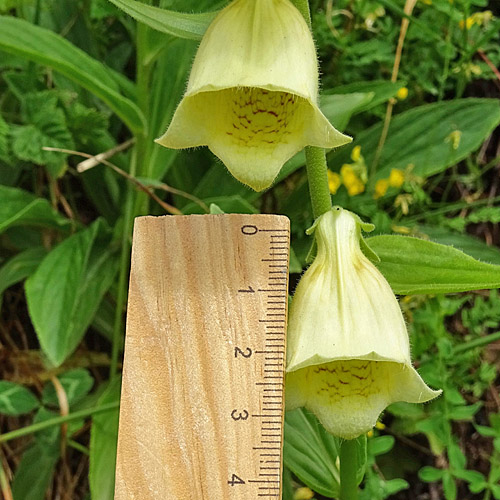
[0,16,145,133]
[108,0,218,40]
[368,235,500,294]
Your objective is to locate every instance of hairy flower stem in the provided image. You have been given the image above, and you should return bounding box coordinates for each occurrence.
[340,439,359,500]
[288,0,332,219]
[305,146,333,218]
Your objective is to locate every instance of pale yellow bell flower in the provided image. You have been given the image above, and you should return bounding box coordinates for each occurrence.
[286,207,441,439]
[155,0,351,191]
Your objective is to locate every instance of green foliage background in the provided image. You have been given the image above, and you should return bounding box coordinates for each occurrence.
[0,0,499,499]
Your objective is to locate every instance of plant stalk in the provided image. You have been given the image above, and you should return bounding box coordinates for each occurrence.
[0,402,119,444]
[340,439,359,500]
[305,146,333,218]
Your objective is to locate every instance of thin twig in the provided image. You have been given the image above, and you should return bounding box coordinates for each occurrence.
[76,139,135,173]
[43,147,182,215]
[371,0,417,183]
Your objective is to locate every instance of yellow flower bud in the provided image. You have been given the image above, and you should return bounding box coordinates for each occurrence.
[396,87,408,100]
[341,164,365,196]
[388,168,405,188]
[350,145,362,162]
[374,178,389,199]
[156,0,351,191]
[286,208,441,439]
[294,487,314,500]
[327,170,341,195]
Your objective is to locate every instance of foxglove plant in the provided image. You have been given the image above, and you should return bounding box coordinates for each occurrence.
[286,207,441,439]
[156,0,351,191]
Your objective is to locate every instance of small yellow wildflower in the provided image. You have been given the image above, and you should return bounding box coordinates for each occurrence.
[341,164,365,196]
[367,430,374,438]
[396,87,408,100]
[375,421,386,430]
[327,170,341,195]
[388,168,405,188]
[351,145,362,162]
[420,0,432,5]
[294,487,314,500]
[459,16,475,29]
[374,179,389,199]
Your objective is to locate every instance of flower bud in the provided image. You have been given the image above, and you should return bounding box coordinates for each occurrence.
[155,0,351,191]
[286,207,441,439]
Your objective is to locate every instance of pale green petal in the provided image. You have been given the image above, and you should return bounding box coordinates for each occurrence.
[155,0,352,191]
[286,208,441,439]
[286,360,440,440]
[156,88,351,191]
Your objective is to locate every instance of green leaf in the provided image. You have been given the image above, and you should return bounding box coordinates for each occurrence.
[12,92,74,177]
[330,99,500,179]
[0,186,70,234]
[320,92,374,131]
[0,247,47,307]
[0,15,145,133]
[108,0,218,40]
[25,219,119,366]
[367,235,500,294]
[182,195,257,215]
[367,435,395,457]
[419,466,444,482]
[416,225,500,266]
[0,381,39,416]
[326,80,405,111]
[42,369,94,407]
[284,408,341,498]
[0,112,9,162]
[89,378,121,500]
[11,442,59,500]
[443,471,457,500]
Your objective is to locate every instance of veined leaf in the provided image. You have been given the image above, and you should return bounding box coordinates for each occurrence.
[89,378,121,500]
[108,0,218,40]
[0,381,39,416]
[0,247,47,308]
[25,219,119,366]
[0,16,145,133]
[0,186,70,234]
[284,408,366,498]
[368,235,500,294]
[330,99,500,179]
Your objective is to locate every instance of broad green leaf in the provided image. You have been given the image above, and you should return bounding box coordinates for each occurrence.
[11,442,59,500]
[0,247,47,307]
[284,408,340,497]
[89,378,121,500]
[182,195,257,214]
[0,186,70,234]
[25,219,119,366]
[416,225,500,266]
[42,369,94,407]
[367,235,500,294]
[326,80,405,111]
[320,92,374,131]
[12,92,74,178]
[284,409,367,497]
[330,99,500,179]
[0,16,145,133]
[0,381,39,416]
[108,0,217,40]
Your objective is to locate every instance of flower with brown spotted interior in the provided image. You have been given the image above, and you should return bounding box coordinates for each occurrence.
[155,0,351,191]
[285,207,441,439]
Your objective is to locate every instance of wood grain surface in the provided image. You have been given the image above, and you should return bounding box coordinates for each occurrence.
[114,214,290,500]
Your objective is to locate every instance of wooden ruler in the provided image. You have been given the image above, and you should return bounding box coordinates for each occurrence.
[114,214,290,500]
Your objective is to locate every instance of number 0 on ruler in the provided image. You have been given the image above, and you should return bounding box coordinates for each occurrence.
[115,214,290,499]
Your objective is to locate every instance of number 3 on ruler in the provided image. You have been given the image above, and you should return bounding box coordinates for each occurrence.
[228,474,245,486]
